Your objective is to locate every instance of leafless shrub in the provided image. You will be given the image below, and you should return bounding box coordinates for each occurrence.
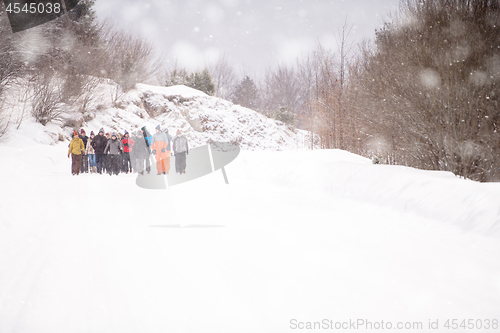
[0,99,11,140]
[31,71,62,126]
[0,5,22,138]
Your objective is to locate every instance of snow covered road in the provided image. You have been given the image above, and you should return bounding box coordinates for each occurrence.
[1,142,500,333]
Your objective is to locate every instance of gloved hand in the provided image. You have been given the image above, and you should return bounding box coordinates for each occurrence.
[152,150,156,155]
[161,148,165,153]
[68,154,70,158]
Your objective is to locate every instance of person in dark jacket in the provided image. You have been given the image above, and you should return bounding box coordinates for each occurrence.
[91,128,108,174]
[121,130,134,173]
[173,129,189,174]
[105,132,123,176]
[104,132,111,173]
[141,126,152,174]
[79,129,89,173]
[130,130,149,175]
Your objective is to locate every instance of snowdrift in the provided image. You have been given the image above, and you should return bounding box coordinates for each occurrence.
[232,149,500,238]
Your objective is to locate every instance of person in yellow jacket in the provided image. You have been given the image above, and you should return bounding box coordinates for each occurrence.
[68,130,85,175]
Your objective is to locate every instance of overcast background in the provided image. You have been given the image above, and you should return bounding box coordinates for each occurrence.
[94,0,401,76]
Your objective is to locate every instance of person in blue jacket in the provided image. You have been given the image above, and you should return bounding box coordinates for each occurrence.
[141,126,152,174]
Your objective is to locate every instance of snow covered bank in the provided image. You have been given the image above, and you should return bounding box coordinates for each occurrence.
[231,149,500,238]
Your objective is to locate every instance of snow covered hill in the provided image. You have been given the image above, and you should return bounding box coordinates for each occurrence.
[4,82,311,150]
[123,84,311,150]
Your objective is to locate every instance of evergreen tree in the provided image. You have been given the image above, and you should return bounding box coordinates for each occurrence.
[165,68,215,96]
[191,69,215,96]
[232,75,259,109]
[274,106,295,125]
[165,68,190,86]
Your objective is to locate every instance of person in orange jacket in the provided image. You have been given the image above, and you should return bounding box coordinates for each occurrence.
[68,130,85,175]
[151,125,169,175]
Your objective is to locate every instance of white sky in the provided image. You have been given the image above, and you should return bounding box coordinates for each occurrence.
[94,0,400,76]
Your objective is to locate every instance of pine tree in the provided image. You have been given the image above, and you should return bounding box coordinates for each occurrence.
[274,106,295,125]
[232,75,259,109]
[166,68,215,95]
[191,69,215,96]
[165,68,190,86]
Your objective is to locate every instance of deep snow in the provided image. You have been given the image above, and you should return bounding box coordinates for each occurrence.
[1,123,500,332]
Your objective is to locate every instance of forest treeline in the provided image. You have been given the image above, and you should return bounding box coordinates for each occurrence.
[1,0,499,181]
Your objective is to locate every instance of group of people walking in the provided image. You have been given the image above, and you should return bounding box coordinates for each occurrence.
[68,126,189,176]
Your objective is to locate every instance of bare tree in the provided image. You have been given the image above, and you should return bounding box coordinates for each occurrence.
[297,44,341,149]
[100,20,162,91]
[261,64,302,119]
[353,0,500,181]
[208,54,238,100]
[335,17,355,149]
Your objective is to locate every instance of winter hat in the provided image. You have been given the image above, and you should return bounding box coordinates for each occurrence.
[81,129,86,135]
[111,132,117,137]
[156,125,161,131]
[124,130,128,135]
[99,128,104,134]
[73,130,79,137]
[106,132,109,136]
[163,128,169,133]
[90,131,95,136]
[176,129,181,134]
[141,126,147,132]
